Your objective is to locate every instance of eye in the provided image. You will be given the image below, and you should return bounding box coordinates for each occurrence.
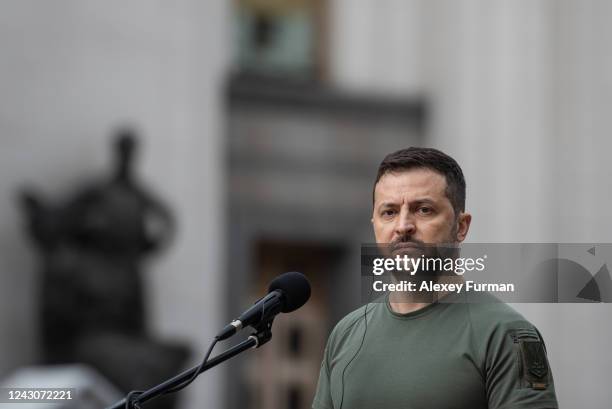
[417,206,434,215]
[381,209,397,218]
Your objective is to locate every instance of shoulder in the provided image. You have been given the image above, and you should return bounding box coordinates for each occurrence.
[464,292,535,331]
[325,302,378,354]
[462,293,547,361]
[329,303,372,339]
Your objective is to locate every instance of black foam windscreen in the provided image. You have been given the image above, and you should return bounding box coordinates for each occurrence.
[268,272,311,313]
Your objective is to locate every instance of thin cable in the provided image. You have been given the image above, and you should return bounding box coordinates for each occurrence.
[122,337,218,407]
[338,272,376,409]
[164,295,266,396]
[163,337,219,395]
[338,301,368,409]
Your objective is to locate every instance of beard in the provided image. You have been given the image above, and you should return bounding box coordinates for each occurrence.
[387,231,460,282]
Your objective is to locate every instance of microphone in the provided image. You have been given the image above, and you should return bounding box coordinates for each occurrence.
[216,272,311,341]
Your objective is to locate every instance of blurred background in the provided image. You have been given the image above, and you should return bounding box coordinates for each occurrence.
[0,0,611,408]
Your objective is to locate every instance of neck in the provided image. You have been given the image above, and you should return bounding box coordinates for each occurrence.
[387,274,464,314]
[388,297,430,314]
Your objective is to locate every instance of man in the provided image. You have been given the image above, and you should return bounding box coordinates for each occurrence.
[312,147,558,409]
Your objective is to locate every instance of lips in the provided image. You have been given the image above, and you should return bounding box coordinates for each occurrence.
[393,242,422,250]
[390,241,425,255]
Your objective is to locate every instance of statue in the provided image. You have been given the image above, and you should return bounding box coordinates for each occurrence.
[19,128,189,409]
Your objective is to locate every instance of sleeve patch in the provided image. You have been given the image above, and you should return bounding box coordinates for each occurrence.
[510,328,551,390]
[521,340,548,380]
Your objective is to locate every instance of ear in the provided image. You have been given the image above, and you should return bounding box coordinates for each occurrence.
[455,212,472,242]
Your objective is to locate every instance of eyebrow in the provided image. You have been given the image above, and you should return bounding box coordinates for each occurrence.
[413,198,436,205]
[377,198,437,209]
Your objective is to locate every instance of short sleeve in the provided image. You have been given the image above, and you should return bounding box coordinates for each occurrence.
[485,323,559,409]
[312,341,334,409]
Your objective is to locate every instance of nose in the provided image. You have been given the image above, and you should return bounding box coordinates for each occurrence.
[394,208,416,238]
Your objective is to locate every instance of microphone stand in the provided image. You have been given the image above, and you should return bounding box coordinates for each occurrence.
[106,319,274,409]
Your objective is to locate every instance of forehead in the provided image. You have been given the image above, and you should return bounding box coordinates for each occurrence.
[374,168,448,204]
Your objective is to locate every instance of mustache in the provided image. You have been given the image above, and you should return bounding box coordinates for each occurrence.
[388,238,460,260]
[389,237,426,252]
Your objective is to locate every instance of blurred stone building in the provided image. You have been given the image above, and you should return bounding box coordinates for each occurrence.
[0,1,611,409]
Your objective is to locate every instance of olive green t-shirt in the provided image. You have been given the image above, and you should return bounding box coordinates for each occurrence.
[312,292,558,409]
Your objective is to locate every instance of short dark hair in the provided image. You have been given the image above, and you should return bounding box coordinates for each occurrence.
[373,147,466,214]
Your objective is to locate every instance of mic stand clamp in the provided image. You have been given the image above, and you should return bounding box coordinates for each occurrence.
[249,317,274,348]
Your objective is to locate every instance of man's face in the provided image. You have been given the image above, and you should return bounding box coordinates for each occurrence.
[372,168,471,253]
